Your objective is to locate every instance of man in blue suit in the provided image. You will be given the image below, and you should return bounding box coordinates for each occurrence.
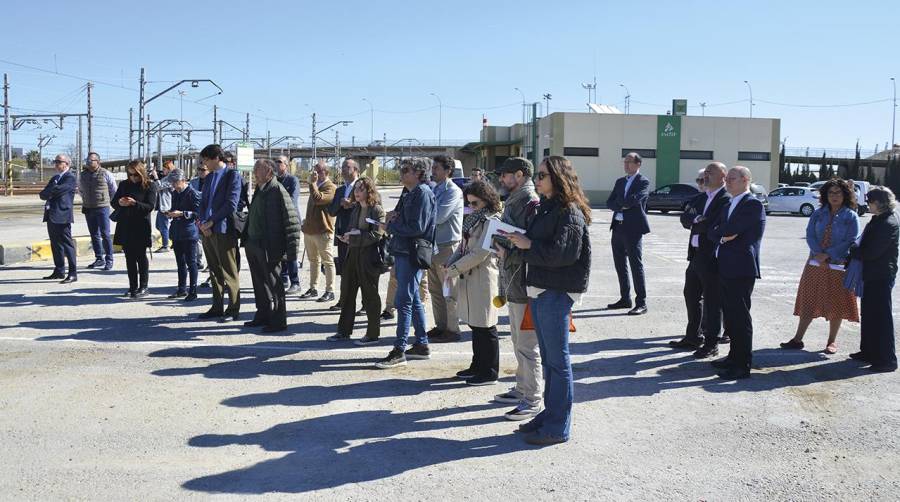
[709,166,766,380]
[606,152,651,315]
[39,154,78,283]
[197,144,243,322]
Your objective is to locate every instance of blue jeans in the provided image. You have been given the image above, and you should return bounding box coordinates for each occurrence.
[281,259,299,286]
[393,254,429,350]
[529,289,574,439]
[173,239,199,290]
[155,211,171,248]
[85,207,113,265]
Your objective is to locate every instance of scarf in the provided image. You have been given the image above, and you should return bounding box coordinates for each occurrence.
[462,208,490,239]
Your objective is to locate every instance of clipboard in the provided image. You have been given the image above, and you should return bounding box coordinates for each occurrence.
[480,219,525,253]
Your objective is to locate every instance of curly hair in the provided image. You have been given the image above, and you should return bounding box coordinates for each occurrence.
[353,176,381,206]
[540,156,593,224]
[818,178,857,210]
[463,180,502,214]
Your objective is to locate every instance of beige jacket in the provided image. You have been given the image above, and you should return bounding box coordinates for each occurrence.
[446,216,499,328]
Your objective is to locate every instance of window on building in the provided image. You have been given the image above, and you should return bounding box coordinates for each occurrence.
[563,147,599,157]
[621,149,656,158]
[680,150,714,160]
[543,148,550,157]
[738,151,771,161]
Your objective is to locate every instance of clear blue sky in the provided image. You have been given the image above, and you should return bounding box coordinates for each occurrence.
[2,0,898,159]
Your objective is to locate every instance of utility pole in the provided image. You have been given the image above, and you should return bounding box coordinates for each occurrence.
[3,73,10,185]
[267,129,271,158]
[212,105,218,143]
[76,116,83,171]
[87,82,94,152]
[128,107,134,158]
[311,112,317,161]
[531,102,539,165]
[37,134,53,182]
[700,102,707,117]
[744,80,754,118]
[891,77,896,148]
[244,113,250,142]
[543,93,552,116]
[137,67,145,158]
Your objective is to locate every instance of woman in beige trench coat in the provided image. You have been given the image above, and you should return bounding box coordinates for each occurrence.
[446,180,502,386]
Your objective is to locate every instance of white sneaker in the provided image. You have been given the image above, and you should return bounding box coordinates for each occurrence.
[504,402,541,421]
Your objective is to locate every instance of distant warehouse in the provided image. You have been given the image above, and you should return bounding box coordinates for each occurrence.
[465,102,780,203]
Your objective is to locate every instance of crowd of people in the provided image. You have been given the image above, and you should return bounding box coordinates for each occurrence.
[37,145,898,446]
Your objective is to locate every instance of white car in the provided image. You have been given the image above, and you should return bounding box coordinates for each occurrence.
[765,186,820,216]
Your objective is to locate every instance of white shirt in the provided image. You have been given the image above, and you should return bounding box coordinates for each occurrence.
[614,173,638,222]
[728,190,751,220]
[691,186,725,248]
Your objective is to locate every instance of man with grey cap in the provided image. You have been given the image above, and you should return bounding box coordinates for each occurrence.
[426,154,464,343]
[492,157,542,421]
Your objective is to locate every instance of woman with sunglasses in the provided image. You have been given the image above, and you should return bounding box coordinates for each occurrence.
[112,160,158,298]
[445,180,503,386]
[505,156,592,446]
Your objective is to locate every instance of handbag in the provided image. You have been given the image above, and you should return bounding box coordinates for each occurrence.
[520,302,576,332]
[109,208,120,222]
[230,210,247,237]
[369,234,394,274]
[412,237,433,270]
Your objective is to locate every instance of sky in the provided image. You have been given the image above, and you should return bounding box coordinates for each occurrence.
[1,0,898,160]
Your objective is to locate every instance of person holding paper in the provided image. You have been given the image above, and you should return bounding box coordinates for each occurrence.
[327,177,386,345]
[445,181,502,386]
[505,156,592,446]
[426,155,464,343]
[781,179,860,354]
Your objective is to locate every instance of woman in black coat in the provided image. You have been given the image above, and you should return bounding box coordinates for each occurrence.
[849,186,899,373]
[112,160,158,298]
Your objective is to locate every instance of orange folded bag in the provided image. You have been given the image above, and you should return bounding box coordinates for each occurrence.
[520,303,576,332]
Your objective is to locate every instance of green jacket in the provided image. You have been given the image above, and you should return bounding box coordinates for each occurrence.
[243,178,301,261]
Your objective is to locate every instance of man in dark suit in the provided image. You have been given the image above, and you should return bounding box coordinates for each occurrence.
[326,158,360,311]
[197,144,244,322]
[39,154,78,283]
[709,166,766,380]
[606,152,651,315]
[670,162,731,358]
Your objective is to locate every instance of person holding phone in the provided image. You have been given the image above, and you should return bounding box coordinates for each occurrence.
[166,171,202,301]
[112,160,158,298]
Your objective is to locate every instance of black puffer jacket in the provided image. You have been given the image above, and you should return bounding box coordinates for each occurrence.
[523,196,591,293]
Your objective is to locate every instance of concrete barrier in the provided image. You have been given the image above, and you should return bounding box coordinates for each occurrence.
[0,232,163,266]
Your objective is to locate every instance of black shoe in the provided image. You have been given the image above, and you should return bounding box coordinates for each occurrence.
[102,263,113,271]
[693,345,719,359]
[380,309,395,320]
[607,298,633,310]
[326,332,352,342]
[717,367,751,380]
[123,290,136,299]
[710,357,733,369]
[167,290,187,299]
[375,348,407,369]
[262,324,287,333]
[524,432,568,446]
[404,343,431,360]
[868,364,898,373]
[718,335,731,345]
[299,288,319,299]
[43,272,65,280]
[430,330,462,343]
[466,374,498,386]
[849,351,872,363]
[87,260,104,269]
[133,287,148,298]
[183,291,198,302]
[780,339,804,350]
[317,292,336,303]
[516,420,543,434]
[627,305,647,316]
[455,367,477,380]
[669,338,702,350]
[244,320,266,327]
[60,275,78,284]
[200,280,211,289]
[198,309,224,319]
[219,311,240,323]
[329,302,342,311]
[356,308,366,315]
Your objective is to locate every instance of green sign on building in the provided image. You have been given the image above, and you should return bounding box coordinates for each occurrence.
[656,115,681,188]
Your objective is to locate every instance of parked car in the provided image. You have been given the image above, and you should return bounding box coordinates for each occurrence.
[810,180,869,215]
[766,186,820,216]
[451,177,469,190]
[793,182,811,187]
[646,183,700,213]
[750,183,769,212]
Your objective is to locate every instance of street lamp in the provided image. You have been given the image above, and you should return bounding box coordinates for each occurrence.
[362,98,374,145]
[430,92,442,146]
[581,80,597,112]
[618,83,630,114]
[743,80,754,118]
[891,77,896,148]
[514,87,526,125]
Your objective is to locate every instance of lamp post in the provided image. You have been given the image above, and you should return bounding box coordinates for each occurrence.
[743,80,754,118]
[618,83,631,114]
[891,77,896,148]
[429,92,442,146]
[514,87,526,125]
[581,79,597,112]
[362,98,374,145]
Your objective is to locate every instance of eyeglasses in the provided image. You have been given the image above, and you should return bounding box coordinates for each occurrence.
[53,159,68,164]
[467,199,482,207]
[536,172,549,180]
[275,160,284,164]
[695,178,704,183]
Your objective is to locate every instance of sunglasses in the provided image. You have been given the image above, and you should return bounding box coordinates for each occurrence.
[275,160,285,165]
[695,178,704,183]
[535,171,549,180]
